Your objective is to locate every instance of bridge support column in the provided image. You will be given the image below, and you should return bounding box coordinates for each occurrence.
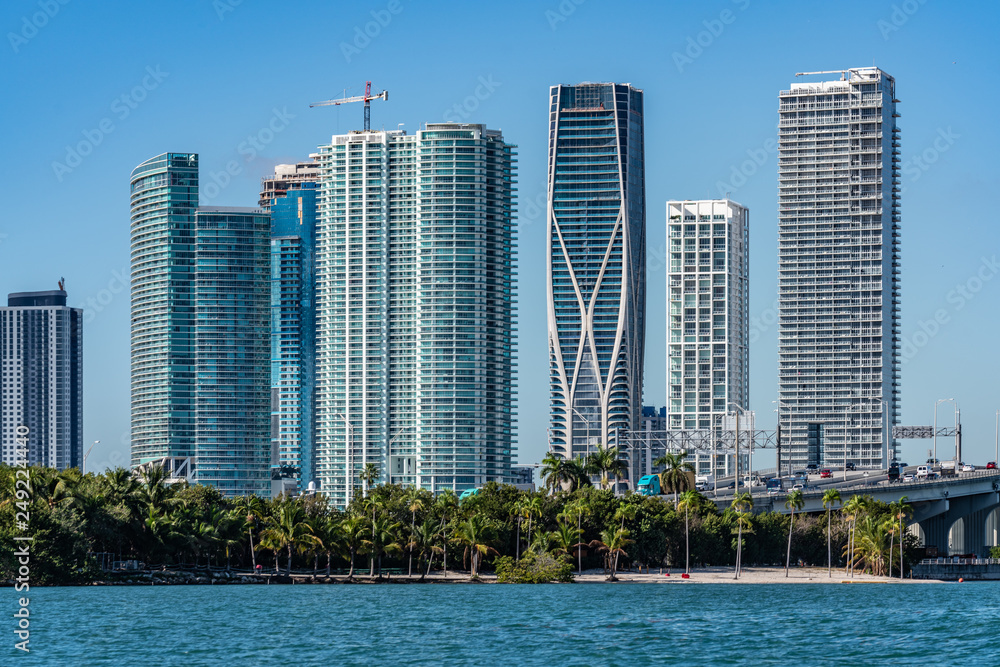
[962,509,989,556]
[919,515,955,556]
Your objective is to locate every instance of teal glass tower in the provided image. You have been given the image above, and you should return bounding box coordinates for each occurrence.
[130,153,271,496]
[546,83,646,464]
[313,123,516,508]
[262,164,319,493]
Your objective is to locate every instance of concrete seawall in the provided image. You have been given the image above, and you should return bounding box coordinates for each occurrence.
[912,561,1000,581]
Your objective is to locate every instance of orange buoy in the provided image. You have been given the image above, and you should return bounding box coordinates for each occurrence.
[958,578,964,583]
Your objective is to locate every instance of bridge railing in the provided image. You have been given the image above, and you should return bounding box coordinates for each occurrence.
[919,558,1000,566]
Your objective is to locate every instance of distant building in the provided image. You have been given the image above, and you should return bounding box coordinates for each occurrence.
[1,290,82,469]
[312,123,517,508]
[777,68,900,470]
[510,465,535,488]
[130,153,271,496]
[262,165,319,495]
[547,82,646,466]
[259,161,319,210]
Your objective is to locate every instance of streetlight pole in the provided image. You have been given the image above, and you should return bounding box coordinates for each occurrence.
[772,400,790,477]
[933,398,956,465]
[83,440,99,474]
[728,403,751,497]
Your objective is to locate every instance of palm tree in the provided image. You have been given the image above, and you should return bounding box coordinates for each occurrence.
[655,451,695,503]
[520,495,544,547]
[730,492,753,579]
[564,457,593,491]
[339,515,367,578]
[409,517,443,580]
[434,490,459,577]
[586,443,627,491]
[358,463,380,496]
[405,487,426,577]
[512,498,526,560]
[821,489,842,577]
[784,489,805,577]
[259,503,318,576]
[540,452,569,493]
[612,504,637,574]
[452,514,498,578]
[362,515,402,578]
[589,527,632,581]
[551,517,583,561]
[852,514,891,576]
[841,494,868,577]
[677,489,701,574]
[563,496,593,573]
[891,496,912,579]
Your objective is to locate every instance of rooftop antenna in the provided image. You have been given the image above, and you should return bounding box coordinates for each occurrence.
[58,277,65,291]
[310,81,389,131]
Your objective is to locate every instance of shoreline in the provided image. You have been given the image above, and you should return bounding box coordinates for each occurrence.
[7,565,951,586]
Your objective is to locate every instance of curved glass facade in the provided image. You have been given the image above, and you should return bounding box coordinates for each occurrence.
[130,153,271,496]
[547,83,646,463]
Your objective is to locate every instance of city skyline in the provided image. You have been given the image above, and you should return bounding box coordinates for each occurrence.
[5,1,998,473]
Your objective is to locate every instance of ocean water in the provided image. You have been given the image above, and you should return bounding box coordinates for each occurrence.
[8,582,1000,665]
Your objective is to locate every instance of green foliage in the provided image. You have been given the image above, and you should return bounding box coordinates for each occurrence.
[495,551,574,583]
[991,546,1000,559]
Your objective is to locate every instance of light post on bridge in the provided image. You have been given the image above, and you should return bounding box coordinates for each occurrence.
[728,403,752,498]
[933,399,957,465]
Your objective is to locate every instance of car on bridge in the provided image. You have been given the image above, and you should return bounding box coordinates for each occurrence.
[845,462,856,471]
[988,462,997,470]
[820,469,832,478]
[962,463,975,472]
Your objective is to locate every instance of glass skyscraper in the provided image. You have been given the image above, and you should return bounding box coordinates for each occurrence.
[130,153,271,496]
[777,67,900,470]
[261,163,319,494]
[1,290,82,469]
[547,82,646,465]
[312,123,516,508]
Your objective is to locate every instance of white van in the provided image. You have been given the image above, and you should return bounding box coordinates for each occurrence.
[916,465,929,478]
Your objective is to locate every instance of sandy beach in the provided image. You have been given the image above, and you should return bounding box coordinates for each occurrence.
[573,566,945,584]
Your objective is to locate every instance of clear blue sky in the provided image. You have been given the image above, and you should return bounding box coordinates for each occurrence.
[2,0,998,472]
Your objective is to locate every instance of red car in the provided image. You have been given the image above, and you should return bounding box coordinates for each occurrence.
[820,469,832,478]
[988,462,997,470]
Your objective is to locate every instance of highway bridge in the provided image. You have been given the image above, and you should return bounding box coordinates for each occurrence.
[709,468,1000,556]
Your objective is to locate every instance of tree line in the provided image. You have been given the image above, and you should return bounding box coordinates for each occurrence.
[0,461,919,584]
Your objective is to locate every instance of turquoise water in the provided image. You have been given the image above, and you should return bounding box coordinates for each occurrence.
[8,583,1000,665]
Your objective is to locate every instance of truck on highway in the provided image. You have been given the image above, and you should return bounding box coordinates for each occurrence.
[940,460,957,478]
[695,474,714,492]
[636,475,661,496]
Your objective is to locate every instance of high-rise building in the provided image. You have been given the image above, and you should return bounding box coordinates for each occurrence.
[777,67,900,470]
[1,290,82,469]
[312,123,516,507]
[546,82,646,465]
[665,199,749,477]
[130,153,271,496]
[261,164,319,495]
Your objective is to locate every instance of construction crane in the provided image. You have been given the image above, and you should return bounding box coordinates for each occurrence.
[310,81,388,132]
